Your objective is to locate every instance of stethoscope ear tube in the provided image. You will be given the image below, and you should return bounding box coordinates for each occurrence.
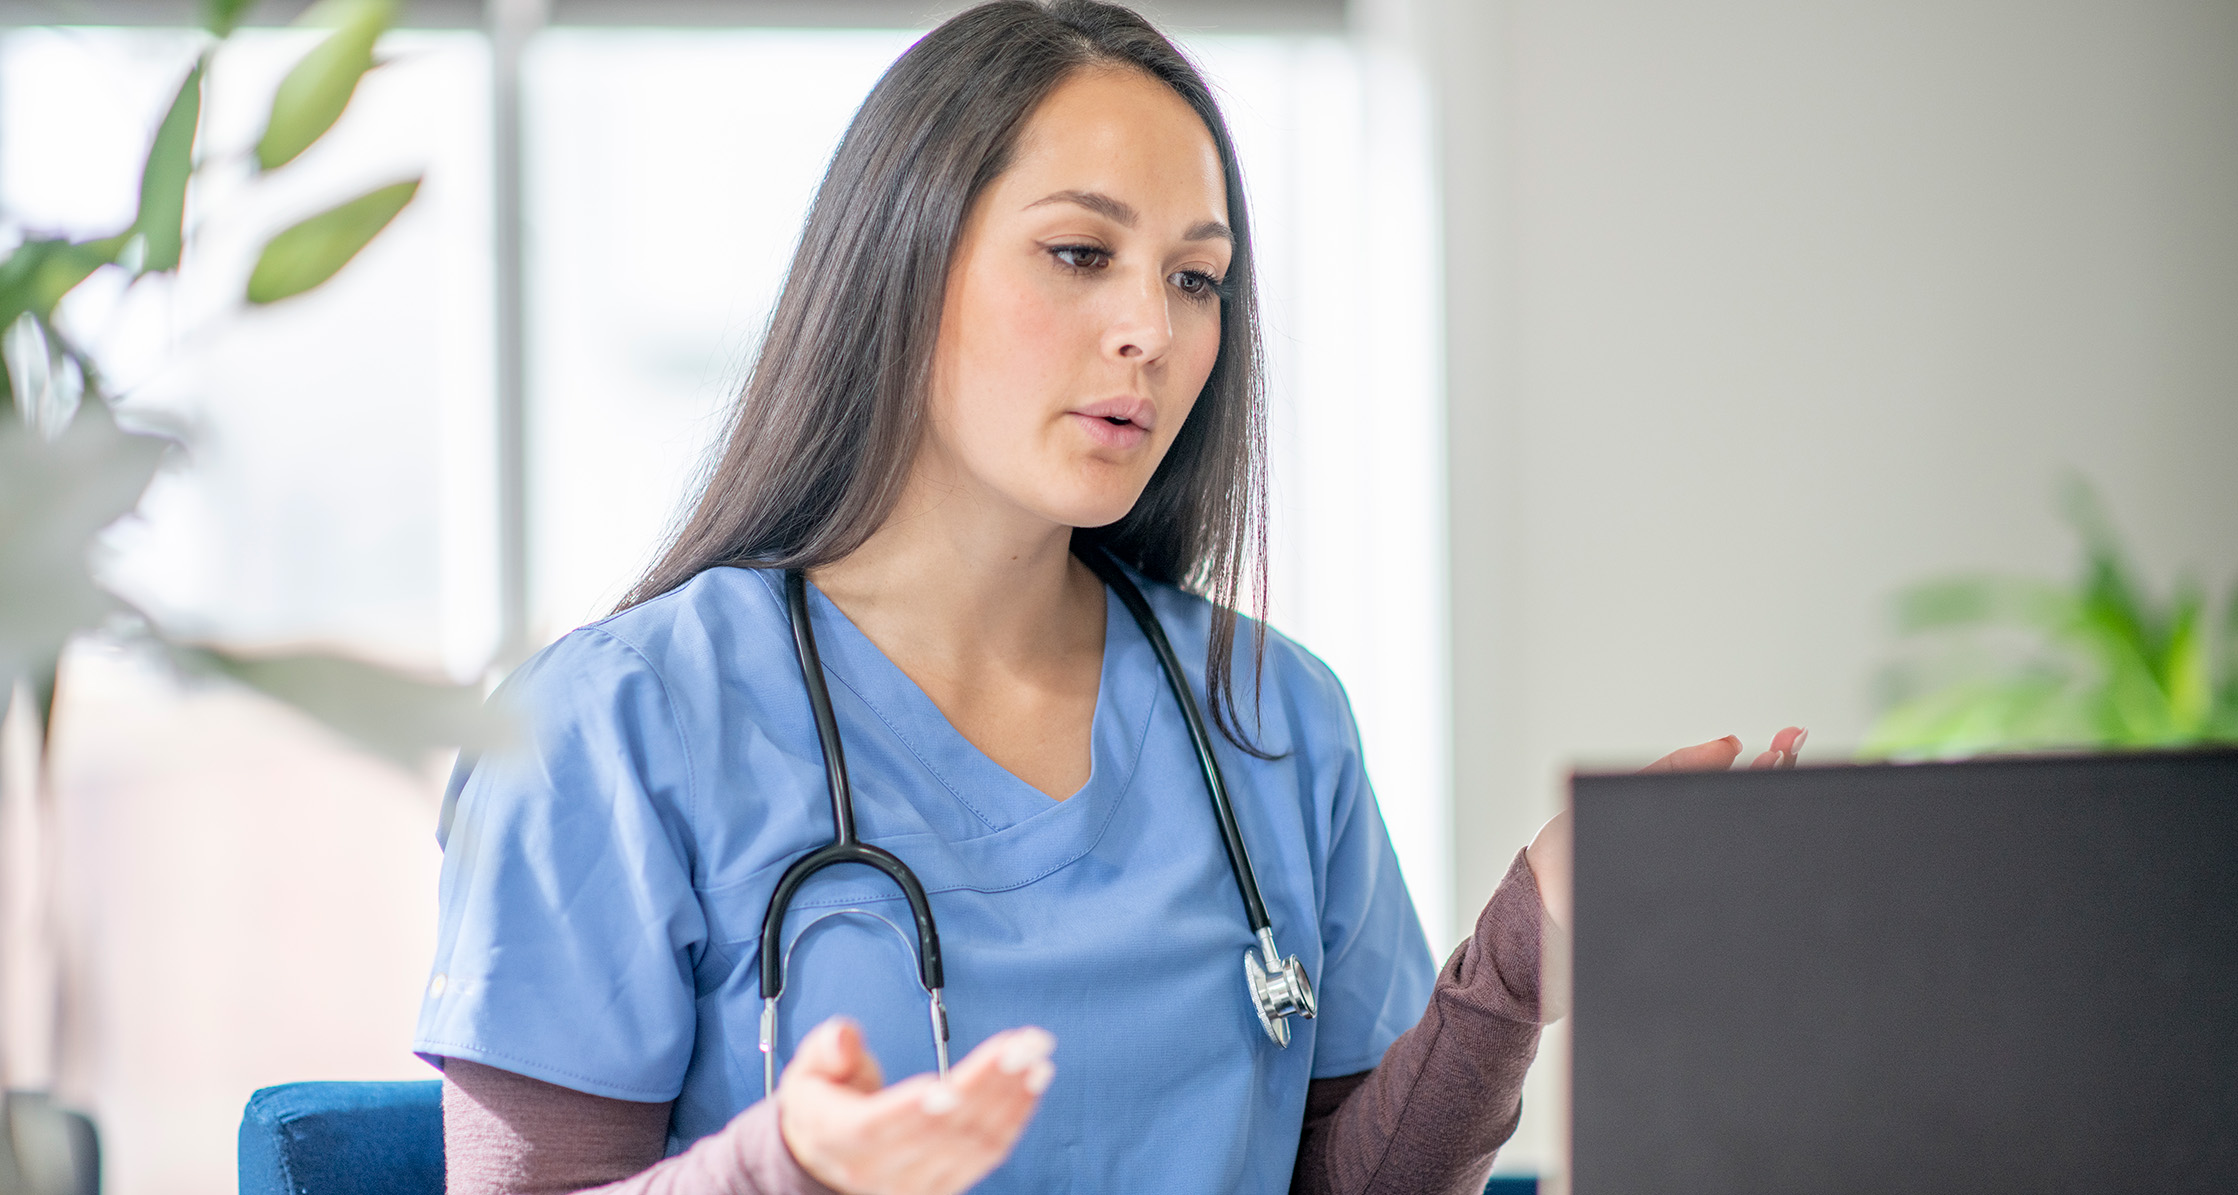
[1078,548,1318,1044]
[760,571,946,1000]
[760,569,951,1098]
[1073,546,1274,937]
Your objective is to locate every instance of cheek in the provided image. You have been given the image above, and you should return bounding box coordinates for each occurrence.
[1164,305,1224,411]
[1183,308,1223,379]
[947,265,1085,413]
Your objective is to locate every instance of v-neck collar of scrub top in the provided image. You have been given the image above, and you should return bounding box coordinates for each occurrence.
[742,566,1164,899]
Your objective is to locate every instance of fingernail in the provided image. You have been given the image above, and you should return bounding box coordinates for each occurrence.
[920,1084,959,1115]
[1790,728,1809,756]
[1024,1060,1055,1095]
[998,1028,1056,1074]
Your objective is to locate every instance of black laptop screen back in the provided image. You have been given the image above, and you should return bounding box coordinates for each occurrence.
[1571,752,2238,1194]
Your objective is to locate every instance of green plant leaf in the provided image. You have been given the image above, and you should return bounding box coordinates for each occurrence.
[0,335,12,421]
[2218,583,2238,737]
[28,656,58,763]
[202,0,256,37]
[2158,587,2211,736]
[244,178,418,303]
[0,241,118,329]
[0,401,169,685]
[174,644,511,770]
[2075,596,2178,745]
[1861,674,2092,759]
[134,58,205,274]
[1892,576,2073,634]
[254,0,396,172]
[2061,476,2165,666]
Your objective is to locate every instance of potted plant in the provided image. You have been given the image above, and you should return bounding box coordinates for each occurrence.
[1864,478,2238,759]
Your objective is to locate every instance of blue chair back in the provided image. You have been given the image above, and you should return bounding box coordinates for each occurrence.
[239,1081,443,1195]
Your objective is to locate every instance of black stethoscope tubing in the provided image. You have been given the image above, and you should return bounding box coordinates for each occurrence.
[1073,544,1274,935]
[758,567,946,999]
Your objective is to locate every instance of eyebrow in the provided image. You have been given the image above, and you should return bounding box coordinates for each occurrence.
[1025,189,1234,244]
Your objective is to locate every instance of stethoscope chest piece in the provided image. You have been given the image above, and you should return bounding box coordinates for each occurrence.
[1243,926,1318,1047]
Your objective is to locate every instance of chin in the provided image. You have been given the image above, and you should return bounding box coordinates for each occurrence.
[1036,481,1152,532]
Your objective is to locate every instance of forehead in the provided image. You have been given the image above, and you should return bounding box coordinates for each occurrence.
[1000,66,1229,221]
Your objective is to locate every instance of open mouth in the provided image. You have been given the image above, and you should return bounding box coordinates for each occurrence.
[1071,408,1151,447]
[1071,398,1154,444]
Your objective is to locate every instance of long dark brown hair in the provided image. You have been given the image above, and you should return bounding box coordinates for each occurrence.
[617,0,1272,750]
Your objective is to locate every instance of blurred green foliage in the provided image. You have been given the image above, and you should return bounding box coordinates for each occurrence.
[248,177,419,303]
[135,59,202,271]
[0,1,490,767]
[201,0,257,39]
[256,0,394,171]
[1863,479,2238,758]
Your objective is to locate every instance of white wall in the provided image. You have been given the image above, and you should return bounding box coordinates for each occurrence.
[1383,0,2238,1178]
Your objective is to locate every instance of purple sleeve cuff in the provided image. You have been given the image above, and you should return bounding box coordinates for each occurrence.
[1473,845,1567,1025]
[440,1054,838,1195]
[1290,847,1555,1195]
[575,1097,838,1195]
[719,1098,841,1195]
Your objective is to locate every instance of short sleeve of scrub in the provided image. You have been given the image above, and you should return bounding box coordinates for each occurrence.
[1285,655,1436,1079]
[414,628,707,1102]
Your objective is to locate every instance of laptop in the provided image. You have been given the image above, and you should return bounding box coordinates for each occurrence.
[1569,750,2238,1194]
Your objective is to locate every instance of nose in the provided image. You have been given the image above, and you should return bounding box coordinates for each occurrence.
[1103,268,1173,362]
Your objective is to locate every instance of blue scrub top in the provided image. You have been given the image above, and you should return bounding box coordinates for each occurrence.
[415,564,1434,1193]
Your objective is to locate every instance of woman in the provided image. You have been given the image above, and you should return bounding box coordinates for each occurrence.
[416,4,1805,1193]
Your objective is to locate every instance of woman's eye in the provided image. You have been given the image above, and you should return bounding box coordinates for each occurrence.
[1051,245,1110,270]
[1170,270,1223,298]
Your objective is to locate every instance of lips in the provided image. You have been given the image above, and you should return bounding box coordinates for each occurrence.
[1067,396,1155,450]
[1070,396,1156,431]
[1068,410,1151,450]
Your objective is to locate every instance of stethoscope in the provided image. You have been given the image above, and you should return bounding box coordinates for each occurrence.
[757,546,1318,1096]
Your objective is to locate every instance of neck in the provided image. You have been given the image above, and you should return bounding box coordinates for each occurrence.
[808,452,1102,672]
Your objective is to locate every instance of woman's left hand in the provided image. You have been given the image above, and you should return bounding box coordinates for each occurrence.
[776,1017,1054,1195]
[1524,726,1807,930]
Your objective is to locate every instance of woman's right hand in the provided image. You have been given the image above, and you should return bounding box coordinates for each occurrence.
[774,1017,1055,1195]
